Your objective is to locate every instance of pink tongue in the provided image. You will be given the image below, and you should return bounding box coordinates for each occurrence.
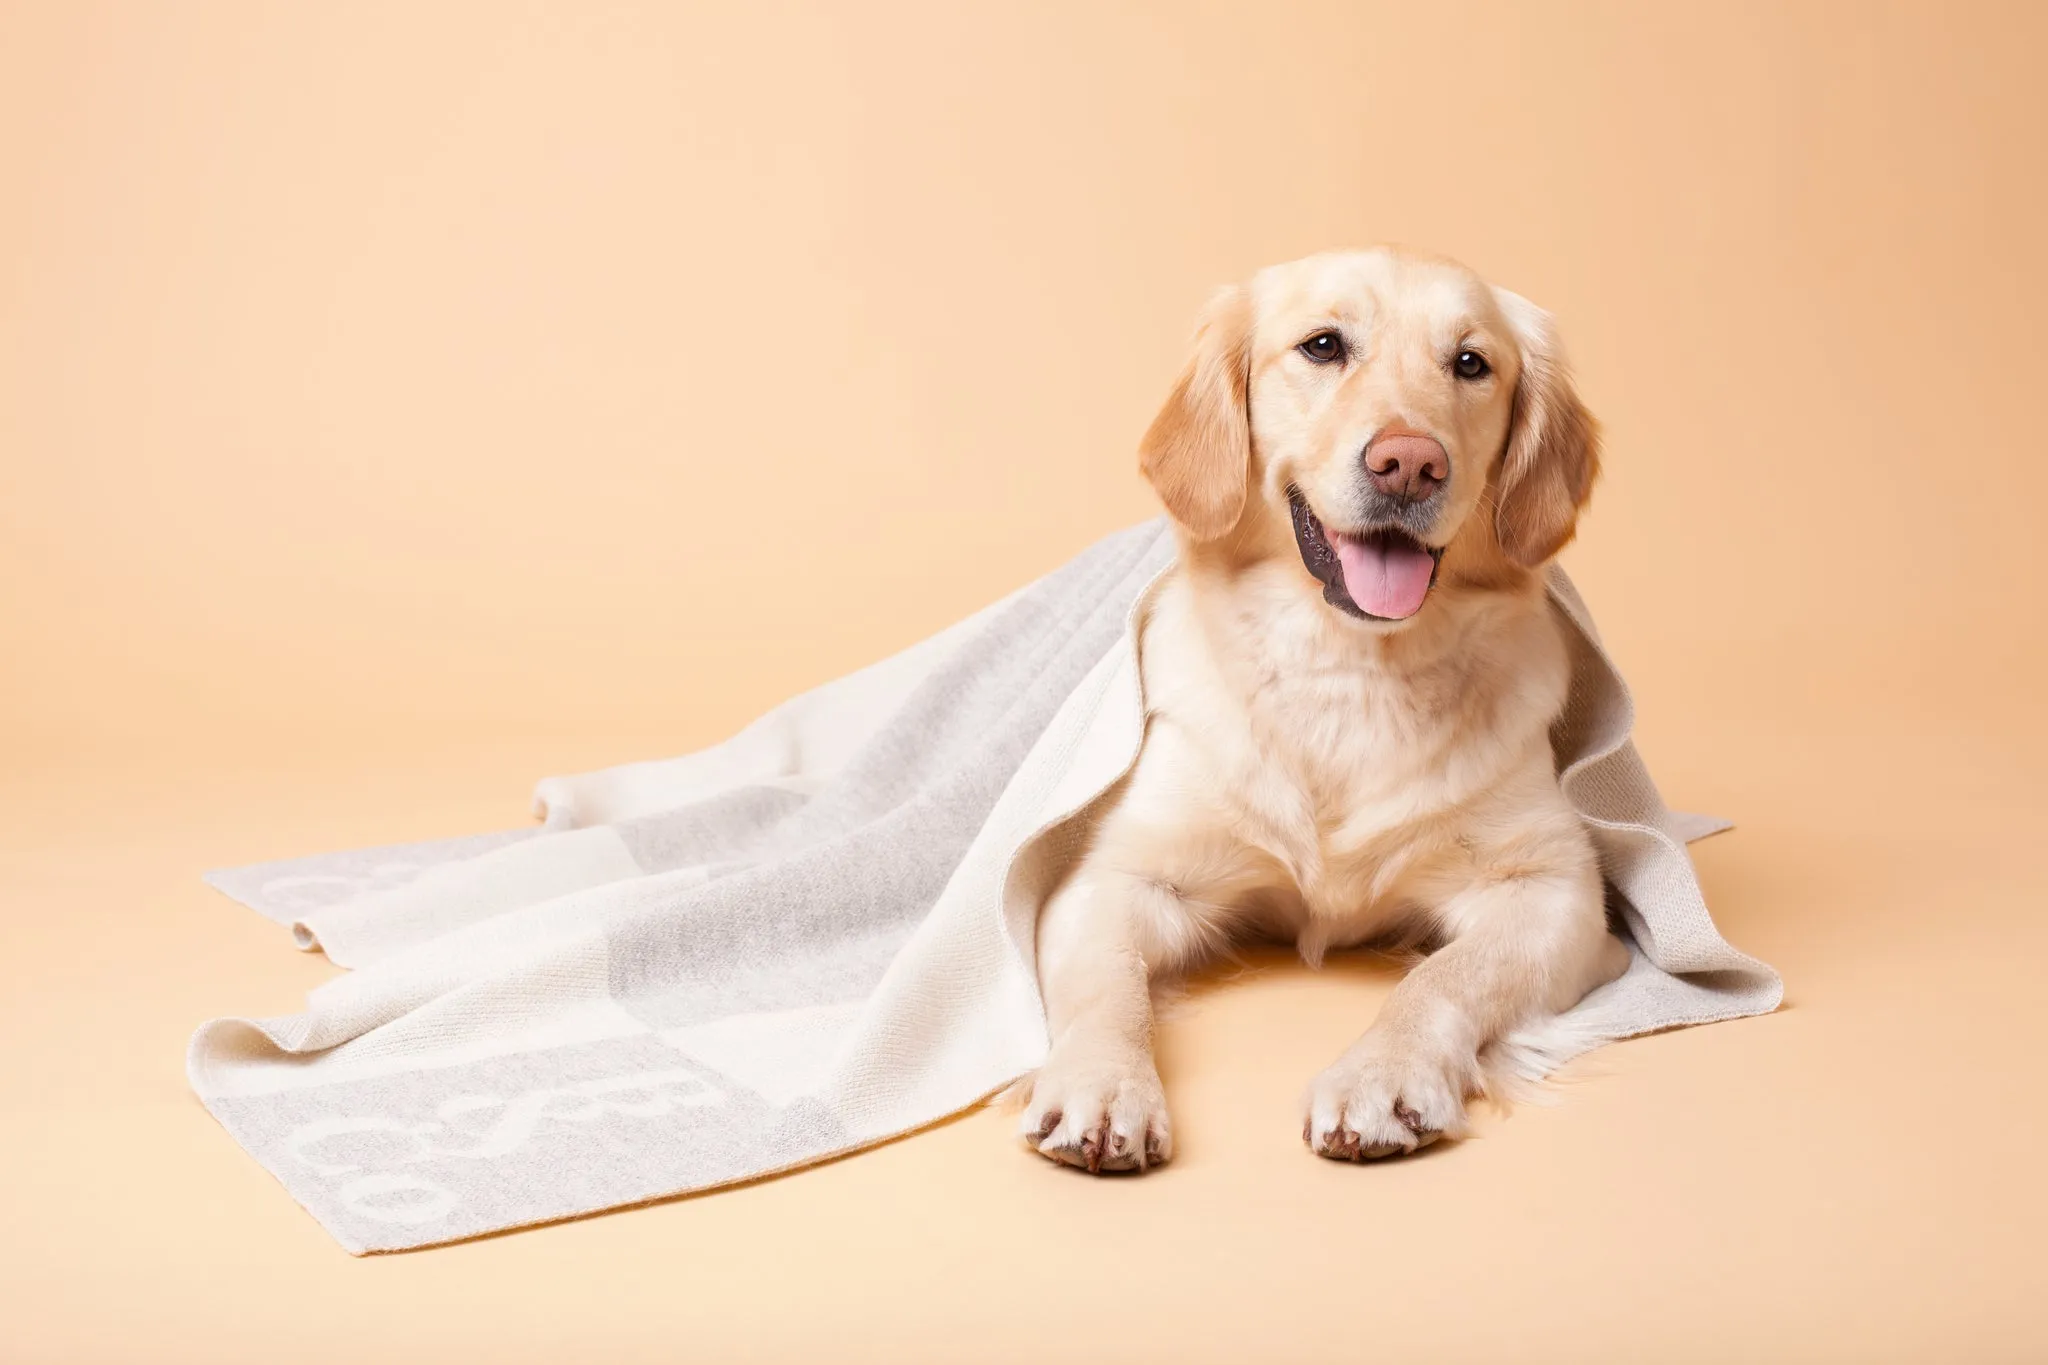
[1333,534,1435,619]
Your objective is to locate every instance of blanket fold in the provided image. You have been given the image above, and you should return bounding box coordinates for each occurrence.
[190,519,1779,1253]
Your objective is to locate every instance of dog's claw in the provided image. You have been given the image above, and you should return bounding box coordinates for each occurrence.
[1308,1106,1444,1162]
[1028,1116,1166,1175]
[1393,1099,1428,1137]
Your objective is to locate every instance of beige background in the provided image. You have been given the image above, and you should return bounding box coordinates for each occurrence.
[4,2,2045,1360]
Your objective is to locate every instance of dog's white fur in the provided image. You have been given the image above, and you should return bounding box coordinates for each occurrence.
[1019,248,1623,1171]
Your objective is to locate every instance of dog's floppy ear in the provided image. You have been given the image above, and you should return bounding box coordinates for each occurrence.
[1491,288,1601,567]
[1139,285,1254,541]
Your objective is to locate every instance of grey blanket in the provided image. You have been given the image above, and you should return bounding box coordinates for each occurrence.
[190,519,1779,1252]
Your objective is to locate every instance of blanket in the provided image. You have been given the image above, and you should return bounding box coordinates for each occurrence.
[188,519,1780,1253]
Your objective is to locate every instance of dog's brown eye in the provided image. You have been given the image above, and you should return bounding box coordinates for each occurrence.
[1298,331,1345,364]
[1454,349,1489,380]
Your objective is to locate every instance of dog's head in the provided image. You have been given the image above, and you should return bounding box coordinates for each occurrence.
[1139,248,1599,626]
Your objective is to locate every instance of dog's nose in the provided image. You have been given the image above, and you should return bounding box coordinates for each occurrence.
[1363,428,1449,502]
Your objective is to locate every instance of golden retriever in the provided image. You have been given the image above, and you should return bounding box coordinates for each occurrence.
[1021,246,1622,1170]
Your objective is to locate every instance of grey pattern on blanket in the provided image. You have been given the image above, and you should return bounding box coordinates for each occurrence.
[190,522,1179,1252]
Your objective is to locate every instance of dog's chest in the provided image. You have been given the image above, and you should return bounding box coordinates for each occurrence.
[1174,590,1548,919]
[1233,659,1465,892]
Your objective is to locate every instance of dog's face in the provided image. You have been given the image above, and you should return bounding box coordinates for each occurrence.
[1139,249,1599,627]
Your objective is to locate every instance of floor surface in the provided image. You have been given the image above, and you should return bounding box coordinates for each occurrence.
[5,711,2043,1362]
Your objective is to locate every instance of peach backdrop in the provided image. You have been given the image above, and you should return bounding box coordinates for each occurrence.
[3,3,2044,1361]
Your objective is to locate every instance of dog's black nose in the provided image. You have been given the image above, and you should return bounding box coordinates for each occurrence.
[1364,428,1449,502]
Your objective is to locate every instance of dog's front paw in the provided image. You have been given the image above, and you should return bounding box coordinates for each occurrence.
[1302,1033,1474,1161]
[1019,1045,1171,1174]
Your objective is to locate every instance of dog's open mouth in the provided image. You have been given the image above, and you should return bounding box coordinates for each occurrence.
[1286,487,1444,622]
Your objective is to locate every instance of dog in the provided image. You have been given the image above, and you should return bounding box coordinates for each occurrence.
[1020,246,1623,1171]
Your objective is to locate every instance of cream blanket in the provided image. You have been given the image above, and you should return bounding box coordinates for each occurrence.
[189,519,1779,1253]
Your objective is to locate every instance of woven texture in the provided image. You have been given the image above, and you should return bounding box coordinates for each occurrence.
[189,519,1779,1253]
